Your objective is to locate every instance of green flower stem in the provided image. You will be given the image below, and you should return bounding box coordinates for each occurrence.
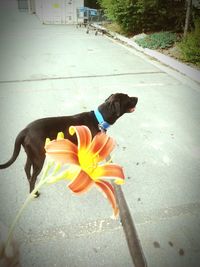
[5,162,53,252]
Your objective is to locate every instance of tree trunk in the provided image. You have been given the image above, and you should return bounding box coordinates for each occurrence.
[184,0,192,38]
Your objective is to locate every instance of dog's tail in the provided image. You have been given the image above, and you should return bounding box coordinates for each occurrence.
[0,130,25,169]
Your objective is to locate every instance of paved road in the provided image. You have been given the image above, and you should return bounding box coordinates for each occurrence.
[0,1,200,267]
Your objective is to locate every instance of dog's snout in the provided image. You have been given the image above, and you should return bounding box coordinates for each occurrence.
[131,97,138,106]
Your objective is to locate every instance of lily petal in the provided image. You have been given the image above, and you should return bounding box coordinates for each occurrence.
[69,125,92,151]
[95,180,119,217]
[88,133,115,161]
[68,170,94,194]
[92,164,125,184]
[45,139,78,165]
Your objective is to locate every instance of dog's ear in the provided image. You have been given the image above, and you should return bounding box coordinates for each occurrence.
[113,100,120,117]
[106,94,121,117]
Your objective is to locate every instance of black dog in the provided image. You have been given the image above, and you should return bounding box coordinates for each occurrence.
[0,93,138,196]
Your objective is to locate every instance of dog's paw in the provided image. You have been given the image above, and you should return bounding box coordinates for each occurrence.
[33,192,40,198]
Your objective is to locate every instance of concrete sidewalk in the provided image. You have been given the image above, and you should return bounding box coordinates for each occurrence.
[93,24,200,84]
[0,1,200,267]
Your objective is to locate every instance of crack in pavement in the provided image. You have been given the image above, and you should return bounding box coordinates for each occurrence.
[17,218,121,244]
[0,71,164,84]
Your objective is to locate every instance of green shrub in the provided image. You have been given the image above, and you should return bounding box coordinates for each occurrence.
[98,0,185,34]
[135,32,177,49]
[178,19,200,66]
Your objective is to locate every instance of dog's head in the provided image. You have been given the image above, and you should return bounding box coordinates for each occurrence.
[98,93,138,124]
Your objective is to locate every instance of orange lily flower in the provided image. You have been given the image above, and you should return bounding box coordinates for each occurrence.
[45,126,125,217]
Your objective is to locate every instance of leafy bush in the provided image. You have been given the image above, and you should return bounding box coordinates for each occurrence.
[98,0,186,34]
[135,32,177,49]
[178,19,200,66]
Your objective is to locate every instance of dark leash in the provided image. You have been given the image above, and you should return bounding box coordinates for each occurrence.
[94,108,147,266]
[113,183,147,267]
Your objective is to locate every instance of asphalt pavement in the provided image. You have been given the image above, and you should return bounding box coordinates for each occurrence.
[0,1,200,267]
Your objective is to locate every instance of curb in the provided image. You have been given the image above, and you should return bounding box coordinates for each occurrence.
[93,24,200,84]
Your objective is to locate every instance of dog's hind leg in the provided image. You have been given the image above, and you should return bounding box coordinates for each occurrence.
[29,157,45,197]
[24,157,32,182]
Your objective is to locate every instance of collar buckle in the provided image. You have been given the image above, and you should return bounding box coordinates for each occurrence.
[94,109,110,132]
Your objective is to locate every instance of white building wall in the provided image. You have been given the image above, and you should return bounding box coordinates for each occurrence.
[34,0,84,24]
[35,0,43,22]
